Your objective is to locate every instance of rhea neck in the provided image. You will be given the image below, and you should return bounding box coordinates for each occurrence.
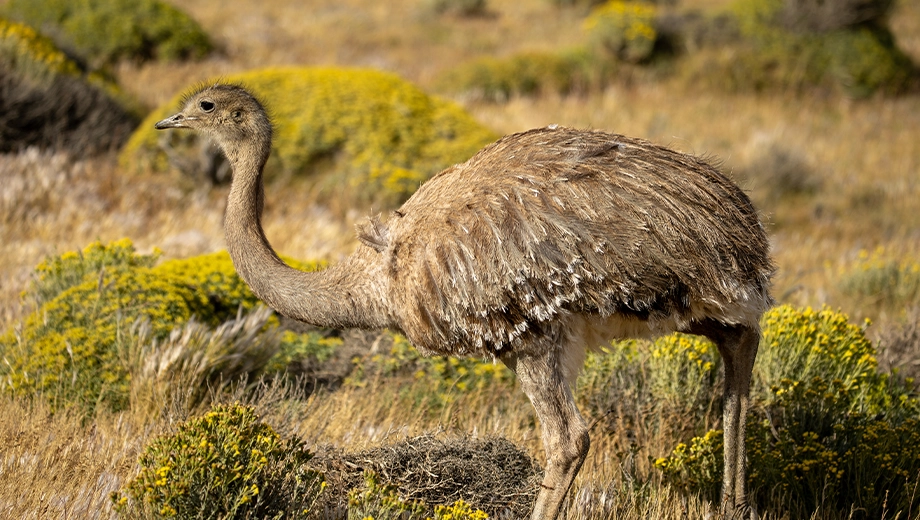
[220,128,389,330]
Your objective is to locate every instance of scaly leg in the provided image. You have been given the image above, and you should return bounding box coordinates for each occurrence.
[503,346,590,520]
[689,320,760,518]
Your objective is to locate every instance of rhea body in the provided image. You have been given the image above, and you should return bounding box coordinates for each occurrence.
[156,84,773,519]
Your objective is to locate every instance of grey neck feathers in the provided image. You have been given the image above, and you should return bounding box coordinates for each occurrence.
[223,138,389,330]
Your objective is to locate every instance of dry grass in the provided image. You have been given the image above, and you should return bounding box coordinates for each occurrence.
[0,397,155,519]
[2,0,920,517]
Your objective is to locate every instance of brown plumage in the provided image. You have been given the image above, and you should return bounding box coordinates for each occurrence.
[156,84,774,520]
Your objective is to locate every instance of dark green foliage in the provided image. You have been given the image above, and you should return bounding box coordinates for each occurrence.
[113,403,324,518]
[0,18,139,154]
[822,25,915,97]
[428,0,489,17]
[714,0,917,96]
[654,11,741,53]
[773,0,895,33]
[3,0,212,67]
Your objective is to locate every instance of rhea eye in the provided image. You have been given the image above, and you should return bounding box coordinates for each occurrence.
[199,100,215,112]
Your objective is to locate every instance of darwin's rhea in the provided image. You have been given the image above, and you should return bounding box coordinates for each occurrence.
[156,84,774,519]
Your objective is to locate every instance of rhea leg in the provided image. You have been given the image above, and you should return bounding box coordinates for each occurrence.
[503,347,590,520]
[688,320,760,517]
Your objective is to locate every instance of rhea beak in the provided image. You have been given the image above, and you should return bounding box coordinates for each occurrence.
[155,113,193,130]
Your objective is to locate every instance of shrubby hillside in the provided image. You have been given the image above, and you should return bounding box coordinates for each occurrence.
[0,18,139,154]
[121,67,498,210]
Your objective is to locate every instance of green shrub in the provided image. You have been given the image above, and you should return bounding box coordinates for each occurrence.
[577,333,721,440]
[0,240,324,412]
[265,330,343,375]
[0,18,139,153]
[438,47,611,101]
[3,0,212,67]
[746,378,920,517]
[772,0,894,33]
[0,17,82,79]
[646,333,721,412]
[709,0,916,96]
[113,403,324,518]
[655,305,920,517]
[121,67,497,210]
[429,501,489,520]
[658,378,920,517]
[822,25,914,97]
[154,251,323,327]
[348,472,427,519]
[653,429,723,500]
[153,252,263,327]
[583,1,659,63]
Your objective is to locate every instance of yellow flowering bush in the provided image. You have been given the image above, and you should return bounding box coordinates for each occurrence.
[26,238,158,307]
[154,251,262,327]
[653,429,723,499]
[0,240,327,412]
[647,333,720,410]
[745,378,920,516]
[430,501,489,520]
[1,243,207,411]
[3,0,212,67]
[755,305,881,405]
[113,403,323,518]
[656,305,920,516]
[0,17,82,79]
[583,1,658,63]
[121,67,498,210]
[349,472,427,519]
